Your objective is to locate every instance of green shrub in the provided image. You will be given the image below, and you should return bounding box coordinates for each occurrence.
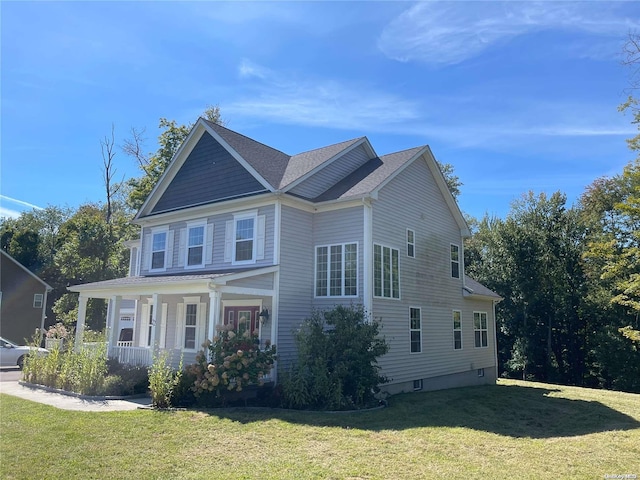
[148,350,182,408]
[281,305,389,410]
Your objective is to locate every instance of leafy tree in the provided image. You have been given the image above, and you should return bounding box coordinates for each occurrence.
[466,192,588,384]
[437,161,463,199]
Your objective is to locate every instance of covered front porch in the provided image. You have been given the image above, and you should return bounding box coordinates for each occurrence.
[68,267,279,371]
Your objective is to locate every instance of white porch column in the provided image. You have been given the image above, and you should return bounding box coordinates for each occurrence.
[151,293,161,353]
[109,295,122,349]
[75,295,89,350]
[208,290,221,359]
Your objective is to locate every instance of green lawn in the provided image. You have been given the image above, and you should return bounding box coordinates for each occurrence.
[1,379,638,479]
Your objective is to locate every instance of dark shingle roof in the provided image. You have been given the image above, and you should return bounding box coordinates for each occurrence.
[202,120,426,200]
[314,146,424,202]
[281,138,363,189]
[204,120,290,188]
[463,277,502,300]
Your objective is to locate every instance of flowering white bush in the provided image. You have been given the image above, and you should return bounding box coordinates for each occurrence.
[189,324,276,397]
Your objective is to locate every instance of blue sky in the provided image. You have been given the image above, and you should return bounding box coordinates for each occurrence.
[2,1,639,221]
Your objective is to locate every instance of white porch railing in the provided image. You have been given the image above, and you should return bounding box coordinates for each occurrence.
[109,346,152,366]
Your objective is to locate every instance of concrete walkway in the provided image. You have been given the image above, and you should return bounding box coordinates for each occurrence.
[0,381,152,412]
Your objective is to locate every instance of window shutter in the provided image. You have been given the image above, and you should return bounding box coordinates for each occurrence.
[160,303,168,349]
[139,304,149,347]
[142,234,151,271]
[175,303,185,349]
[166,230,175,269]
[256,215,266,260]
[177,228,186,267]
[205,223,214,265]
[224,220,233,262]
[198,303,207,348]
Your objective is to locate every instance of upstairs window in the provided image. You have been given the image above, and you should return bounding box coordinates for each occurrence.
[225,211,265,265]
[151,231,167,270]
[374,244,400,299]
[315,243,358,297]
[410,307,422,353]
[474,312,488,348]
[407,229,415,258]
[453,310,462,350]
[33,294,44,309]
[186,223,205,268]
[450,244,460,278]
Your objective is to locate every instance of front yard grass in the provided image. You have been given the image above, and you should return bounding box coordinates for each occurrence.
[1,379,639,479]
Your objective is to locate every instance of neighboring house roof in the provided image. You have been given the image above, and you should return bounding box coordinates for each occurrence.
[463,277,502,301]
[0,250,52,291]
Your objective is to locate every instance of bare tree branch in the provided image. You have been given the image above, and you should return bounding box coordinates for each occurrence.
[121,126,149,169]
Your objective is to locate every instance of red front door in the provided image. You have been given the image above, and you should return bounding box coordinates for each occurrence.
[223,306,261,334]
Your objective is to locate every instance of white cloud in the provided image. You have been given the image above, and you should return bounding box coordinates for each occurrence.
[0,195,43,219]
[228,61,420,131]
[378,2,640,65]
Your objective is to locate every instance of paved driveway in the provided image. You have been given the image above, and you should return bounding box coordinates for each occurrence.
[0,368,22,382]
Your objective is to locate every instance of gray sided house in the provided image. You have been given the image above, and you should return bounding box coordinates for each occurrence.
[0,250,52,344]
[69,119,501,393]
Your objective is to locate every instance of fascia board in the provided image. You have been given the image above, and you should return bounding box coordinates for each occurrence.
[281,137,371,193]
[135,121,208,221]
[201,121,274,192]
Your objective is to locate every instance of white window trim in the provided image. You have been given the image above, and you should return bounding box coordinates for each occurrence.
[314,242,359,298]
[373,243,401,300]
[407,229,415,258]
[474,311,488,348]
[33,293,44,309]
[453,309,462,350]
[409,306,422,354]
[149,226,169,272]
[450,243,460,279]
[184,220,207,270]
[181,296,204,352]
[232,211,258,266]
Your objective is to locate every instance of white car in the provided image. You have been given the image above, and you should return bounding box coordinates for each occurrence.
[0,337,48,369]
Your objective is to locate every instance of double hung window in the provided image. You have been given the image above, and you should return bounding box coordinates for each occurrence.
[474,312,488,348]
[151,231,167,270]
[184,304,198,350]
[450,244,460,278]
[410,307,422,353]
[186,223,205,268]
[453,310,462,350]
[407,229,415,258]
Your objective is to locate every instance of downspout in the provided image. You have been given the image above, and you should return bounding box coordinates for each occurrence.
[493,299,499,381]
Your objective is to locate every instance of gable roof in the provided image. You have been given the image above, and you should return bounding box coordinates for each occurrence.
[136,120,469,236]
[204,120,291,189]
[314,146,424,202]
[0,250,52,291]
